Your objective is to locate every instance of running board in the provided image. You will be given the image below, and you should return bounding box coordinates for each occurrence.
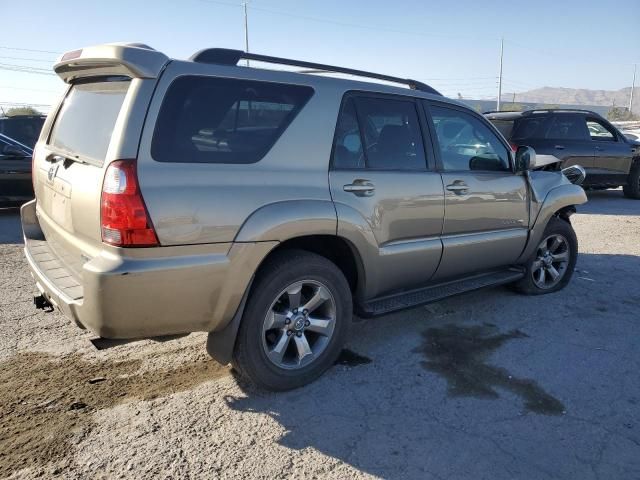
[359,268,525,317]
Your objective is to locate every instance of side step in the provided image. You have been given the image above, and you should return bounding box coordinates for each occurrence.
[359,268,525,317]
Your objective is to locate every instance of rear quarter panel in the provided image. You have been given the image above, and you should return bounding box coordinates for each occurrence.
[136,62,343,246]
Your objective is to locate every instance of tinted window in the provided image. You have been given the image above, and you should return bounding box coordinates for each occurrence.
[354,97,426,170]
[430,105,510,172]
[332,97,364,169]
[489,119,515,140]
[152,76,313,164]
[49,79,130,164]
[0,117,44,148]
[587,118,616,141]
[544,115,588,140]
[512,116,549,142]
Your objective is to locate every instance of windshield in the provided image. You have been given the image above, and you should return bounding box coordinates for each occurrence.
[49,79,130,165]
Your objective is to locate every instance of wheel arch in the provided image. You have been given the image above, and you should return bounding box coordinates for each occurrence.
[517,184,586,263]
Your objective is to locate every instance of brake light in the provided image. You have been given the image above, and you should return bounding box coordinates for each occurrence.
[510,142,518,152]
[100,160,158,247]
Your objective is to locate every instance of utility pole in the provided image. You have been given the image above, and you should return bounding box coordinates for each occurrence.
[243,2,250,66]
[496,37,504,112]
[629,64,636,114]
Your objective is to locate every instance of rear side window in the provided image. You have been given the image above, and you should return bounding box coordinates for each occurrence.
[544,114,588,141]
[49,79,130,165]
[511,116,548,142]
[331,95,426,170]
[152,76,313,164]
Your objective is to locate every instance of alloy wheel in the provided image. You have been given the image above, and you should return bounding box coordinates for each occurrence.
[531,234,570,289]
[261,280,337,370]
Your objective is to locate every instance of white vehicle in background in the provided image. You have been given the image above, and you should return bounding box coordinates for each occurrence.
[612,121,640,141]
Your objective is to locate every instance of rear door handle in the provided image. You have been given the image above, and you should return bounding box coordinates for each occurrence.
[595,145,604,151]
[554,145,565,150]
[344,180,375,196]
[446,182,469,194]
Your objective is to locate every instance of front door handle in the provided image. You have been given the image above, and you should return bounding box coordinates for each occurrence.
[554,145,565,150]
[344,180,375,196]
[595,145,604,151]
[446,182,469,194]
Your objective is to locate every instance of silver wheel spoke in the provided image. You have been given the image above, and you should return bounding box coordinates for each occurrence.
[301,287,330,313]
[294,334,312,362]
[268,331,291,364]
[265,311,288,330]
[287,284,302,309]
[551,251,568,262]
[548,236,562,253]
[306,316,332,336]
[536,268,545,285]
[532,259,543,271]
[262,279,337,370]
[547,265,560,280]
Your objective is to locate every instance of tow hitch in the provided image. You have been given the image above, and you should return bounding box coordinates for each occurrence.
[34,294,54,312]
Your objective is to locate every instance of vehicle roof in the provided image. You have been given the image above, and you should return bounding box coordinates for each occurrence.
[167,58,458,105]
[54,43,468,109]
[485,108,604,120]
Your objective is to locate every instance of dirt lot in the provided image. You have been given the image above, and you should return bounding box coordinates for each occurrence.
[1,189,639,479]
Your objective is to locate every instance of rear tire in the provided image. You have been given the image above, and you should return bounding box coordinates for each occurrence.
[623,162,640,199]
[513,217,578,295]
[232,249,352,391]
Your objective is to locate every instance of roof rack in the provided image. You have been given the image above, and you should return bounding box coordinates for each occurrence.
[522,108,599,116]
[190,48,441,96]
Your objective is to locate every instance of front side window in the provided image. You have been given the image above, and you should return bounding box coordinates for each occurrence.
[429,104,510,172]
[152,76,313,164]
[544,114,588,141]
[586,118,616,141]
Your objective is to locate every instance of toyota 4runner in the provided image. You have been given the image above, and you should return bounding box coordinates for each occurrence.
[22,43,587,390]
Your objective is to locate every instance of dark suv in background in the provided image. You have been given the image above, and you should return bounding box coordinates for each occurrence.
[0,114,45,149]
[485,109,640,199]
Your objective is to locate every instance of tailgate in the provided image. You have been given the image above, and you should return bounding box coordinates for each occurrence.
[32,44,168,277]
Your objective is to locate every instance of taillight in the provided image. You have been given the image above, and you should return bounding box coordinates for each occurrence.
[510,142,518,152]
[100,160,159,247]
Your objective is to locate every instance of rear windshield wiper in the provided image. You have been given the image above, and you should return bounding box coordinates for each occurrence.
[46,152,89,165]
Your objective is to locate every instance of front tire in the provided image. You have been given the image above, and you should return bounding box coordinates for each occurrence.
[623,162,640,199]
[513,217,578,295]
[232,250,352,391]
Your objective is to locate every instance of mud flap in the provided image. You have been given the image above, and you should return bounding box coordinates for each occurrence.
[206,277,253,365]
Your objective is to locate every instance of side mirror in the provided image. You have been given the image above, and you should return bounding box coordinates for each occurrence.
[1,144,27,158]
[514,146,537,173]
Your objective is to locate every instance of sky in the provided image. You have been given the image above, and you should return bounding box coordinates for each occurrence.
[1,0,639,112]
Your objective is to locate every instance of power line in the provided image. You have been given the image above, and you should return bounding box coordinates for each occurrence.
[0,45,61,55]
[0,56,55,64]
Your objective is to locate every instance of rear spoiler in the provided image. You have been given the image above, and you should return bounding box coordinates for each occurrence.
[54,43,169,83]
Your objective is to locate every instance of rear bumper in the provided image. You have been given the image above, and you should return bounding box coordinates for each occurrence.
[21,200,276,339]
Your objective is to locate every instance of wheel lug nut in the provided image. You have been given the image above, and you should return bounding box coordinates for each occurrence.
[287,331,293,336]
[303,309,308,315]
[285,319,290,325]
[305,320,310,326]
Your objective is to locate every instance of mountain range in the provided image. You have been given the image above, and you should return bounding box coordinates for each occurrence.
[502,86,638,114]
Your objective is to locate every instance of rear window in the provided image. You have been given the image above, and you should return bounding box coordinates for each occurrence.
[49,78,130,165]
[151,76,314,164]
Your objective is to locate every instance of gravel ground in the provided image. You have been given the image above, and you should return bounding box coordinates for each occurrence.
[0,189,639,479]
